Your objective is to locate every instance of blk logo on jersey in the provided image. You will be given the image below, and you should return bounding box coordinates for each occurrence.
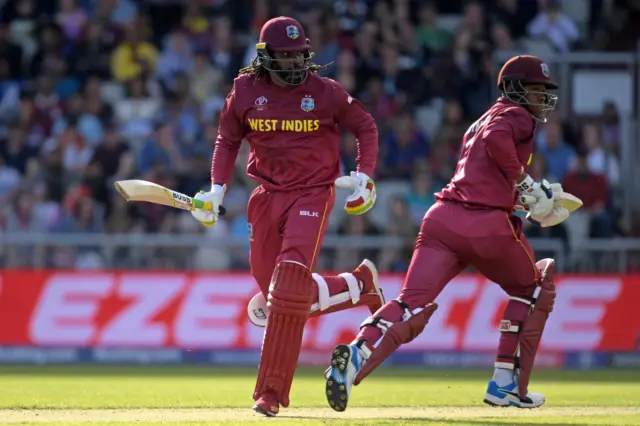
[301,96,315,112]
[255,96,268,106]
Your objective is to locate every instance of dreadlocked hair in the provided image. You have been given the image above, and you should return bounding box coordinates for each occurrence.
[238,57,333,77]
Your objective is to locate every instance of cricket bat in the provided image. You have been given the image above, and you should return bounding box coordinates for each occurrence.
[113,180,226,215]
[554,192,582,213]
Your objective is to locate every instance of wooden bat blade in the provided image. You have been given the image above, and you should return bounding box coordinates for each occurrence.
[113,180,226,215]
[555,192,582,213]
[114,180,175,204]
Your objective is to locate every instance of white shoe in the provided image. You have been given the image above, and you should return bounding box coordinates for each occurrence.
[484,379,545,408]
[325,344,362,412]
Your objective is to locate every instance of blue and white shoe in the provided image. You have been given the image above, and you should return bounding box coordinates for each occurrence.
[484,379,545,408]
[325,344,362,412]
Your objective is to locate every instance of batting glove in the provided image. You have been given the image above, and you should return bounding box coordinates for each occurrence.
[334,171,376,215]
[191,184,225,227]
[515,175,554,219]
[525,183,576,227]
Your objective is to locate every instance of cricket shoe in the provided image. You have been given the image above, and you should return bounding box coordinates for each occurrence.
[352,259,385,315]
[483,379,545,408]
[252,391,279,417]
[325,343,368,412]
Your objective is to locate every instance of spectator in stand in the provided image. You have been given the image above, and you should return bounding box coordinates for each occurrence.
[563,152,613,238]
[156,30,194,88]
[75,18,123,79]
[188,50,224,105]
[406,161,437,226]
[110,22,159,83]
[378,195,418,272]
[491,0,538,40]
[577,122,621,189]
[490,21,516,53]
[539,120,576,182]
[600,101,621,156]
[0,152,21,203]
[431,98,467,165]
[181,0,210,50]
[0,21,23,80]
[378,111,429,180]
[56,0,88,43]
[358,76,398,128]
[114,75,160,141]
[334,213,381,272]
[415,2,453,55]
[527,0,579,52]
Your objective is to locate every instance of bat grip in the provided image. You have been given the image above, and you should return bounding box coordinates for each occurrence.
[192,199,226,216]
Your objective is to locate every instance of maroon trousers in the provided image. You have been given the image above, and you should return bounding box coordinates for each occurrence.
[357,200,539,363]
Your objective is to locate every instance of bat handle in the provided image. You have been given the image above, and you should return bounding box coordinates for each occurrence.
[192,199,226,216]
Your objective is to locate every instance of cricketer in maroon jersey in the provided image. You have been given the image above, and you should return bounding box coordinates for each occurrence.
[192,16,384,417]
[325,55,562,411]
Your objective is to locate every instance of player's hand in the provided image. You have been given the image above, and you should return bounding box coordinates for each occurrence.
[525,183,579,227]
[334,171,376,215]
[516,176,554,218]
[190,184,226,227]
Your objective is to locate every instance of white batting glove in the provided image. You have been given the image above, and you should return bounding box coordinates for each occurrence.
[334,171,376,215]
[525,182,576,227]
[190,184,225,227]
[516,175,554,219]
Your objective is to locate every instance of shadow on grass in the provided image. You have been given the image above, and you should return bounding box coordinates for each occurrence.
[284,417,587,426]
[1,366,638,383]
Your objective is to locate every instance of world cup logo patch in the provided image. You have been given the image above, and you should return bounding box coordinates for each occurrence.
[286,25,299,40]
[301,96,314,112]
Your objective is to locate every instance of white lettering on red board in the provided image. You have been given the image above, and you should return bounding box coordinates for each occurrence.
[27,273,623,351]
[174,276,254,347]
[100,275,184,346]
[30,274,113,345]
[542,278,621,350]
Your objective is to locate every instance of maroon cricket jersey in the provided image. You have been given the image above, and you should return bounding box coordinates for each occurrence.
[436,99,536,211]
[211,73,378,191]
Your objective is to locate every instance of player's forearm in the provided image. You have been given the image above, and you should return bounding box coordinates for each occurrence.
[210,136,241,186]
[516,168,528,184]
[484,132,523,182]
[342,103,379,176]
[355,130,379,177]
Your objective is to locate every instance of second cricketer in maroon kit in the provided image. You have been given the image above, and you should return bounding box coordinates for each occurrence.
[191,17,383,416]
[325,55,579,411]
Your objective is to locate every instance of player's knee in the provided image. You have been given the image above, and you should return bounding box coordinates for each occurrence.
[536,258,555,289]
[534,258,556,313]
[267,261,314,316]
[397,288,434,312]
[508,258,556,313]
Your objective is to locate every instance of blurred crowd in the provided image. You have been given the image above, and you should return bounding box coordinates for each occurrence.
[0,0,637,270]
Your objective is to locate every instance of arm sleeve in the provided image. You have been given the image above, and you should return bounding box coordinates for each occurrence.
[481,110,531,182]
[332,81,378,177]
[211,86,244,186]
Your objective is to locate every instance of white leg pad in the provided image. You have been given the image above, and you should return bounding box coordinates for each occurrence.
[248,273,364,327]
[339,273,361,304]
[310,273,361,313]
[312,273,331,311]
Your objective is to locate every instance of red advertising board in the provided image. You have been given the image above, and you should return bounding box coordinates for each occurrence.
[0,271,637,352]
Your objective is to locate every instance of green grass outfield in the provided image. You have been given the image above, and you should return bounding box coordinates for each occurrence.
[0,366,638,425]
